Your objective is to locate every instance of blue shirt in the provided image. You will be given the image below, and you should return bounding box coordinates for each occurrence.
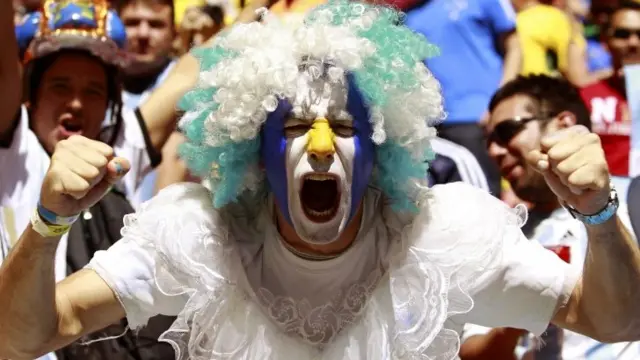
[405,0,517,123]
[586,39,612,72]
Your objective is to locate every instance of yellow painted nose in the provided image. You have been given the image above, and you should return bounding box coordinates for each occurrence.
[306,118,335,162]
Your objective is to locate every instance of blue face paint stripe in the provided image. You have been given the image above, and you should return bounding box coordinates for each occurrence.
[261,100,293,224]
[346,73,375,220]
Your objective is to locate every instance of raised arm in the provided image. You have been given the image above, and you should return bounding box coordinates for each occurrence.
[0,0,23,141]
[0,136,130,359]
[526,126,640,342]
[139,0,278,154]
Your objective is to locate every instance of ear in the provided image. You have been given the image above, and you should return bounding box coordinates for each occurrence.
[554,111,578,129]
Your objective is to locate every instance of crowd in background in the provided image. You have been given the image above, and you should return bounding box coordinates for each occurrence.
[1,0,640,358]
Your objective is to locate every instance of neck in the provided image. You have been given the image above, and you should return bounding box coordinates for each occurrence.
[122,57,171,94]
[275,204,364,258]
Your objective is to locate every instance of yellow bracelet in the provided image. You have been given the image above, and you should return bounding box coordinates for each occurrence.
[30,210,71,237]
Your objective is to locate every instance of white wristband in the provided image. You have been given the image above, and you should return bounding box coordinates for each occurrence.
[30,210,71,238]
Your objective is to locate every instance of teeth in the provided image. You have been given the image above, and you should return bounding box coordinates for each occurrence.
[305,207,333,217]
[304,174,335,181]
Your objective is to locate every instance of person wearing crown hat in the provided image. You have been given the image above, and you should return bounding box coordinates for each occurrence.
[1,1,640,359]
[0,1,189,359]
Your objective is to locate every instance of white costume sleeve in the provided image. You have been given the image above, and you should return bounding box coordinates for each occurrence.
[462,225,580,335]
[87,183,216,328]
[426,183,580,336]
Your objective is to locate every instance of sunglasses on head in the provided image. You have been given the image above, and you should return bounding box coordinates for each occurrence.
[487,116,538,147]
[612,27,640,40]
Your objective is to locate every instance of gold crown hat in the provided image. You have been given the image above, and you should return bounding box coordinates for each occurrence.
[16,0,130,67]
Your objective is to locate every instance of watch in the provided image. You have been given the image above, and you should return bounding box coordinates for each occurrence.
[565,186,619,226]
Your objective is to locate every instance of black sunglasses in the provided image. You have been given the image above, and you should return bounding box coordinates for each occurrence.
[612,27,640,40]
[487,116,538,147]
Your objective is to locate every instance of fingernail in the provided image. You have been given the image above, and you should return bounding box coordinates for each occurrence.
[114,162,123,176]
[537,160,549,170]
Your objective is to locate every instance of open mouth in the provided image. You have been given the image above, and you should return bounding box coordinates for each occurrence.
[61,119,83,134]
[300,173,340,223]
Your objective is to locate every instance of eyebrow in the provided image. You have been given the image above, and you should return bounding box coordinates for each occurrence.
[48,77,106,92]
[47,76,70,83]
[88,81,107,92]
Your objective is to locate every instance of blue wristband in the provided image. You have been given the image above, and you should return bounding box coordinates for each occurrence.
[37,203,79,226]
[565,187,619,226]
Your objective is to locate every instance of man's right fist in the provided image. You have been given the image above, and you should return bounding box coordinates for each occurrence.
[40,135,131,217]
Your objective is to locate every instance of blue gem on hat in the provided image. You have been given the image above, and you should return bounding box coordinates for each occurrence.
[52,1,98,30]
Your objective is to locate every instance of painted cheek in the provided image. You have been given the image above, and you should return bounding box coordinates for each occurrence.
[345,74,375,220]
[260,100,292,224]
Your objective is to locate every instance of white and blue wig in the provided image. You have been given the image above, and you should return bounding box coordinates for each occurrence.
[178,0,445,212]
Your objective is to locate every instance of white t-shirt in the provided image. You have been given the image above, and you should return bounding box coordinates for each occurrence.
[462,205,640,359]
[88,182,579,359]
[0,106,153,281]
[121,60,177,208]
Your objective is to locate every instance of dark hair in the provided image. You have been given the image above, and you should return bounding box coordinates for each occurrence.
[24,50,124,147]
[602,0,640,31]
[200,4,225,27]
[115,0,176,26]
[488,74,592,131]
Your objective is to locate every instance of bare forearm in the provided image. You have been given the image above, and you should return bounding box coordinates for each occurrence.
[565,43,610,87]
[0,225,61,358]
[499,33,522,86]
[581,216,640,341]
[460,328,524,360]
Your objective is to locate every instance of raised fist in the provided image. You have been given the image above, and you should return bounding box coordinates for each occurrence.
[526,125,610,215]
[40,135,131,217]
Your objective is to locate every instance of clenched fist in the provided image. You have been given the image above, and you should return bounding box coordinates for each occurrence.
[527,125,610,215]
[40,135,131,217]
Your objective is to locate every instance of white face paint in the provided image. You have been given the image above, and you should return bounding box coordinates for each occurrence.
[284,66,357,245]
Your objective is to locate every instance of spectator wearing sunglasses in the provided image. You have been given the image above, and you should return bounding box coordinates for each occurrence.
[579,0,640,177]
[460,74,639,360]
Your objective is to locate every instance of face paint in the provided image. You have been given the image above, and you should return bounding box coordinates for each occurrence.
[260,66,374,245]
[261,100,293,223]
[345,73,374,220]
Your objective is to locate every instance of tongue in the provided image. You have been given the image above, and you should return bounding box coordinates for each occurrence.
[302,180,337,212]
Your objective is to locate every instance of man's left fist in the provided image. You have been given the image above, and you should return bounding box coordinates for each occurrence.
[527,125,610,215]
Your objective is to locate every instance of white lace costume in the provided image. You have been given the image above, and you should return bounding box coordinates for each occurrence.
[87,1,580,358]
[88,182,579,359]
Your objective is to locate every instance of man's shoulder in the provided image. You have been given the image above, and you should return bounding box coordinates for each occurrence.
[426,182,513,224]
[429,181,497,202]
[139,183,215,218]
